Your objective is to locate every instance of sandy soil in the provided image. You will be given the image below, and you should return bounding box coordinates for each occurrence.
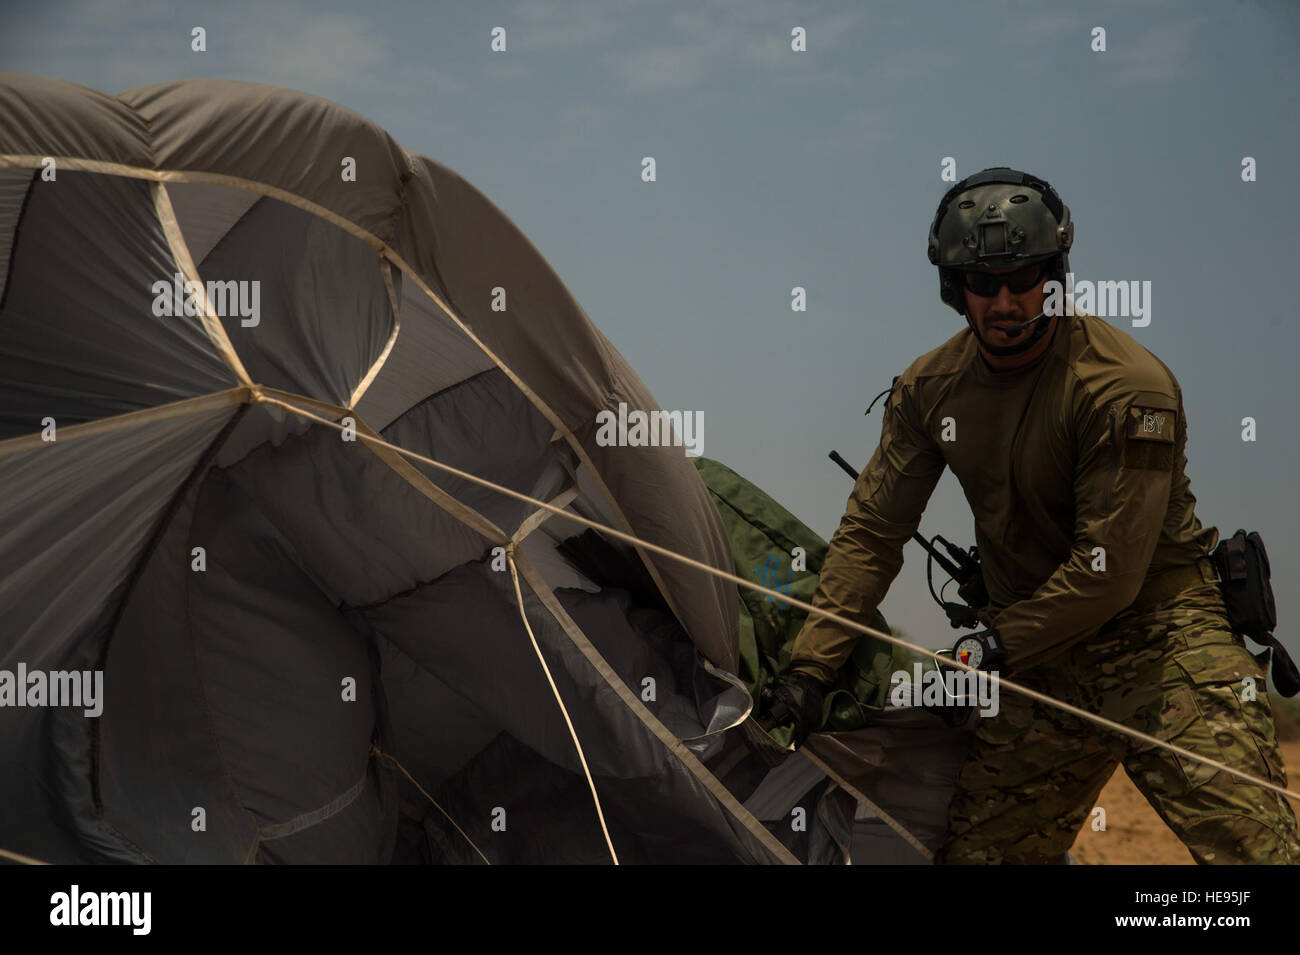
[1069,737,1300,864]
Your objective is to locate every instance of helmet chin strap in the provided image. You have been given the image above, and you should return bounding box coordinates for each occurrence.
[964,310,1052,358]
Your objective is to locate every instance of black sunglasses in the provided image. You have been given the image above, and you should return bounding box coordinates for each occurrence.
[962,263,1044,297]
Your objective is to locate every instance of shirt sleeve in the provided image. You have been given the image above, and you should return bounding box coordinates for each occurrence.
[989,384,1181,672]
[790,380,946,684]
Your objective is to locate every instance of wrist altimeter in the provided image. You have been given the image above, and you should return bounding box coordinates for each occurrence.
[950,630,1005,672]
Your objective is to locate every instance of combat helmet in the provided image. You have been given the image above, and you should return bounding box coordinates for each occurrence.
[927,167,1073,356]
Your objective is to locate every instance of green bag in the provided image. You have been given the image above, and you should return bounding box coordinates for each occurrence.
[693,457,932,741]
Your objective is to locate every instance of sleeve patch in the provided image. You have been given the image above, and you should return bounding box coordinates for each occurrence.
[1125,406,1176,443]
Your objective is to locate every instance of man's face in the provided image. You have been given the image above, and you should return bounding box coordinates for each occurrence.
[961,262,1050,348]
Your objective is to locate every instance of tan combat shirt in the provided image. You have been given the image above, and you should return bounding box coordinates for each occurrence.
[791,311,1219,680]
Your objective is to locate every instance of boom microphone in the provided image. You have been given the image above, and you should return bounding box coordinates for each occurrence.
[997,310,1046,338]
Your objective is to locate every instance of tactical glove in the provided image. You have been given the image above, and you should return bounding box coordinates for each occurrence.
[762,672,826,749]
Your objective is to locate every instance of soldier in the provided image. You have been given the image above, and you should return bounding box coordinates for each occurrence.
[768,167,1300,864]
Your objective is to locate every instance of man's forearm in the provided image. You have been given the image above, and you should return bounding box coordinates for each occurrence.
[789,373,946,683]
[989,549,1149,672]
[789,514,909,683]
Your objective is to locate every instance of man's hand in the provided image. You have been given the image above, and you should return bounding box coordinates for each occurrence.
[761,672,827,749]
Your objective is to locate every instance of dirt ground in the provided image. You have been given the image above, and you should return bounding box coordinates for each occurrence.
[1069,736,1300,864]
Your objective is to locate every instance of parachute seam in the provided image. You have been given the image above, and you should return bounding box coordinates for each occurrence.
[370,745,491,865]
[0,167,37,316]
[379,366,508,432]
[151,181,253,387]
[183,467,288,859]
[0,388,250,455]
[257,767,369,841]
[89,401,250,821]
[348,255,402,409]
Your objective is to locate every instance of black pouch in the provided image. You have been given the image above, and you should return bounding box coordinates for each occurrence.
[1211,529,1299,697]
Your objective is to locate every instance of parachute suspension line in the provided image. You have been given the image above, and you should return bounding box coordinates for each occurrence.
[0,845,49,865]
[504,543,620,865]
[254,394,1300,808]
[369,745,491,866]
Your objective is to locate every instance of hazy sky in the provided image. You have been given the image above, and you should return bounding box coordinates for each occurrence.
[3,0,1298,662]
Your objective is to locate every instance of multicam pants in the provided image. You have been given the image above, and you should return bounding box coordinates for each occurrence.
[936,582,1300,864]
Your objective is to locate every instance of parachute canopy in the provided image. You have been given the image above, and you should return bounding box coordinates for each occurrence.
[0,73,802,864]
